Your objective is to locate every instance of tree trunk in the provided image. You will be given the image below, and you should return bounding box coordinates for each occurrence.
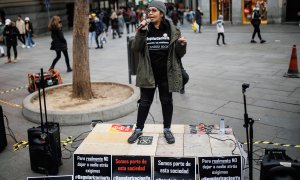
[72,0,93,99]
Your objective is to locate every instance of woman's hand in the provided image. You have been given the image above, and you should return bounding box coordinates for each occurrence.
[178,36,187,46]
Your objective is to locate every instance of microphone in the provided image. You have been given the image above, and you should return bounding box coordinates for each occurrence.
[137,19,151,31]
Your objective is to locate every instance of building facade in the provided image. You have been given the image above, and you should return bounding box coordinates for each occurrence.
[0,0,299,35]
[197,0,299,25]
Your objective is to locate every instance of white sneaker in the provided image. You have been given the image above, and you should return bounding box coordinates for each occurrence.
[27,46,30,49]
[32,43,36,47]
[22,45,26,48]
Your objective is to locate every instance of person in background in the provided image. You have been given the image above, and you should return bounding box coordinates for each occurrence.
[117,10,125,34]
[130,8,137,32]
[110,11,121,39]
[195,7,203,33]
[3,19,19,63]
[95,16,105,49]
[250,7,266,43]
[48,16,72,72]
[297,10,300,27]
[128,1,187,144]
[124,8,131,34]
[170,7,179,27]
[24,17,36,48]
[216,15,226,46]
[102,9,110,36]
[0,19,5,57]
[88,14,96,48]
[16,15,26,48]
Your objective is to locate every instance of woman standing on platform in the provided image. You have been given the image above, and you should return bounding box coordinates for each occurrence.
[127,1,187,144]
[48,15,72,72]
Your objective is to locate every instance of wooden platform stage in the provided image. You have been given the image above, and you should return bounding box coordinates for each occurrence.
[75,123,241,157]
[74,124,246,180]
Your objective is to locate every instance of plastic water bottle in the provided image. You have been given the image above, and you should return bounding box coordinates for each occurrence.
[219,118,225,135]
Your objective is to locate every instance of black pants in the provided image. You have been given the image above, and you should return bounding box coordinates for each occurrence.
[136,80,173,130]
[125,23,130,34]
[7,44,17,59]
[252,24,262,40]
[50,50,71,69]
[18,34,26,45]
[112,28,121,38]
[217,33,225,45]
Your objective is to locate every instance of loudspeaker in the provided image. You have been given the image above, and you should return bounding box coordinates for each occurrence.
[28,122,62,175]
[0,105,7,152]
[260,148,300,180]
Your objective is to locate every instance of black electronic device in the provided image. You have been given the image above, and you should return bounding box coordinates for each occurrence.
[28,68,62,175]
[0,105,7,152]
[28,122,62,175]
[260,148,300,180]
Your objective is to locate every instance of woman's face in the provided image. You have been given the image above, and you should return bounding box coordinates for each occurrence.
[147,7,163,24]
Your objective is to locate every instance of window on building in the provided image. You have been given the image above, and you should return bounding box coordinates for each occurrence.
[243,0,268,24]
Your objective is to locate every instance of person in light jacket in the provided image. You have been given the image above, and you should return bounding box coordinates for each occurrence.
[216,15,226,46]
[16,15,26,48]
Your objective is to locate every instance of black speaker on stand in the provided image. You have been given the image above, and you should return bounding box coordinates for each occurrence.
[260,148,300,180]
[27,68,62,175]
[0,105,7,152]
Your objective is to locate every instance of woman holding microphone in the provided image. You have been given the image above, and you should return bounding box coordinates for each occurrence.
[128,1,187,144]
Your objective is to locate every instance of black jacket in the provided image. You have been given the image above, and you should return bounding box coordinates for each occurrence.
[3,25,19,46]
[50,29,67,51]
[195,10,203,24]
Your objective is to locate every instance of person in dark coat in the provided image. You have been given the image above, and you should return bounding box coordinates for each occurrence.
[128,1,187,145]
[95,17,104,49]
[48,15,72,72]
[195,7,203,33]
[3,19,19,63]
[250,7,266,43]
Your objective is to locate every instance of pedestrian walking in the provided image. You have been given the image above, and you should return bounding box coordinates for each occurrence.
[117,10,125,34]
[88,14,96,48]
[24,17,36,48]
[250,7,266,43]
[130,8,137,32]
[110,11,121,39]
[128,1,187,144]
[170,8,179,27]
[195,7,203,33]
[216,15,226,46]
[3,19,19,63]
[124,8,131,34]
[95,17,105,49]
[48,16,72,72]
[0,20,5,57]
[16,15,26,48]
